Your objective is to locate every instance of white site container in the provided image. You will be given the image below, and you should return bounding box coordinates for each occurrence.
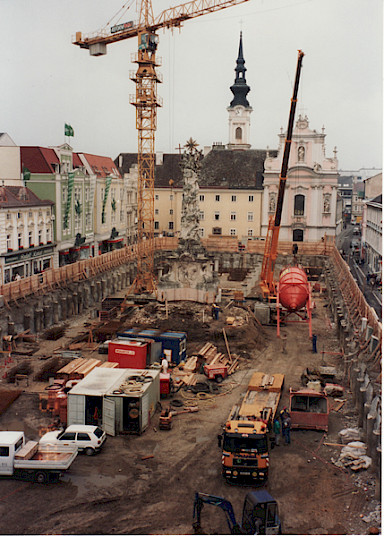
[67,367,160,436]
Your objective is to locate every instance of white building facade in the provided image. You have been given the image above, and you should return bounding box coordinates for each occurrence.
[261,115,339,241]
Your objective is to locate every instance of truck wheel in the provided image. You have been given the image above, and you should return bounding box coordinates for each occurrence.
[35,471,47,484]
[85,447,95,456]
[216,375,223,384]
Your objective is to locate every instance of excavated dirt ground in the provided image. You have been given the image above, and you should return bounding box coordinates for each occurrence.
[0,293,380,535]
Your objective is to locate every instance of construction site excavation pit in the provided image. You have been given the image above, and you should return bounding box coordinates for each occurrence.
[0,260,380,535]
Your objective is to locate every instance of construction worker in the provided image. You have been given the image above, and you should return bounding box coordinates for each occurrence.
[273,418,281,446]
[282,414,291,445]
[211,303,220,320]
[161,355,169,374]
[312,334,318,353]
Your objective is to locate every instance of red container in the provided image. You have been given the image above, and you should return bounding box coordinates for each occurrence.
[279,267,309,311]
[108,339,148,369]
[160,373,170,395]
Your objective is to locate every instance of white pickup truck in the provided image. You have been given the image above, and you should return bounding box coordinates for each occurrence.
[0,431,78,483]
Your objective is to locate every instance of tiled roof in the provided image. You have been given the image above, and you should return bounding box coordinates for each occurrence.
[200,149,275,189]
[367,194,382,205]
[73,153,84,169]
[115,148,276,190]
[0,186,53,209]
[81,153,121,178]
[20,147,59,174]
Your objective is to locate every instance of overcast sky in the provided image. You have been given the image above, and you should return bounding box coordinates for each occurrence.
[1,0,382,174]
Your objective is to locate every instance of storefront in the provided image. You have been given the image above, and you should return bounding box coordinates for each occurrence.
[1,244,55,284]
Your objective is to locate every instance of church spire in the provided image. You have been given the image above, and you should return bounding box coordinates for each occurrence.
[229,31,251,108]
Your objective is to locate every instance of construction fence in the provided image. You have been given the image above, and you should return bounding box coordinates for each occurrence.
[1,235,380,345]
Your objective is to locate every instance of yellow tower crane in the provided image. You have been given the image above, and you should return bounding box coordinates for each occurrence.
[73,0,251,294]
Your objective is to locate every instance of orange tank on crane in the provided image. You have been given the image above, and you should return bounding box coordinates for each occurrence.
[277,266,312,338]
[278,266,309,312]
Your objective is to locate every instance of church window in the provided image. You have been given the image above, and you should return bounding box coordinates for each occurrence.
[235,127,242,140]
[294,194,305,216]
[293,229,304,242]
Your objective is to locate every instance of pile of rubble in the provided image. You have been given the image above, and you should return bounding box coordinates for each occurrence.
[332,428,372,471]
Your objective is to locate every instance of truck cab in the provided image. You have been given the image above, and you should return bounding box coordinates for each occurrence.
[0,432,24,475]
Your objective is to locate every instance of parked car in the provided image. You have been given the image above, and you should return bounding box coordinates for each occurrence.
[39,425,106,456]
[353,226,360,235]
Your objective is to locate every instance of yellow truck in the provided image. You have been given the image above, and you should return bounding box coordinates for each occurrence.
[220,372,284,482]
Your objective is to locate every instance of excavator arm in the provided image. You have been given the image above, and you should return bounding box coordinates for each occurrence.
[193,492,242,534]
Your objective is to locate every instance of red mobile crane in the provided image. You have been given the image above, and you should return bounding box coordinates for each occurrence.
[259,49,304,300]
[259,50,312,338]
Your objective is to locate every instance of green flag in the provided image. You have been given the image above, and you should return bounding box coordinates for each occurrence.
[101,176,112,224]
[65,123,74,137]
[22,167,31,182]
[63,172,75,229]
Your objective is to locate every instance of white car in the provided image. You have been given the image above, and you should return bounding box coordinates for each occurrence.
[39,425,106,456]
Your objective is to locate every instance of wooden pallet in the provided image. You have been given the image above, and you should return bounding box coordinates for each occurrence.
[171,341,240,388]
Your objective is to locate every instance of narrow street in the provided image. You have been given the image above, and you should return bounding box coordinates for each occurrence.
[337,223,382,319]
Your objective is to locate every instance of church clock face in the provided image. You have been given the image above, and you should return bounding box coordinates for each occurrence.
[235,108,241,115]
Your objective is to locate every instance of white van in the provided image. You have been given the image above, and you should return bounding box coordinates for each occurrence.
[39,425,106,456]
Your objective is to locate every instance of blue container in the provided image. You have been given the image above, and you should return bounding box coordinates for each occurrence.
[117,329,187,365]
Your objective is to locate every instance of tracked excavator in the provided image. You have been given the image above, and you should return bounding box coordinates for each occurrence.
[192,490,281,534]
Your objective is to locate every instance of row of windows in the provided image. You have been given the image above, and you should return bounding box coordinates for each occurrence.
[154,194,255,203]
[6,228,51,250]
[7,210,51,220]
[154,221,255,237]
[154,209,254,221]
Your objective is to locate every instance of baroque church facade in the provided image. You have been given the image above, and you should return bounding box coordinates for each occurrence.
[261,115,339,241]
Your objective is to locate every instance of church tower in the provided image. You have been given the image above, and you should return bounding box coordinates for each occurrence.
[227,32,252,150]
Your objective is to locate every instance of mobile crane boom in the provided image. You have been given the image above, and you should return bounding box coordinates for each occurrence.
[260,50,304,299]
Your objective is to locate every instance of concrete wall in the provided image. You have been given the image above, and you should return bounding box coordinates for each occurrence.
[0,264,135,338]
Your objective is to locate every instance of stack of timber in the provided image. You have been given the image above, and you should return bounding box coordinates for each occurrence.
[171,342,239,389]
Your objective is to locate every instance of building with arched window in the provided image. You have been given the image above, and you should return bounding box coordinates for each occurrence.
[261,115,339,241]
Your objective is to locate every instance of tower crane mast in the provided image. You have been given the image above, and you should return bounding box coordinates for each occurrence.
[73,0,252,294]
